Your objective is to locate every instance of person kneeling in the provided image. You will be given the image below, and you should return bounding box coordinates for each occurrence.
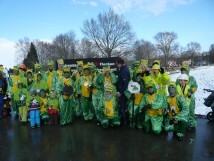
[165,82,189,141]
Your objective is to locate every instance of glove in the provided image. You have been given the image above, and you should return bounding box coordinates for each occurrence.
[78,94,81,99]
[130,93,135,99]
[144,104,151,110]
[160,67,164,74]
[145,70,150,76]
[141,71,145,77]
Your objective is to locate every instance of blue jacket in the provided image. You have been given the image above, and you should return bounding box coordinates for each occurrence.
[117,65,130,96]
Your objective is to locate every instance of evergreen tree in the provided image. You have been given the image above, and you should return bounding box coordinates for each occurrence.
[23,42,39,69]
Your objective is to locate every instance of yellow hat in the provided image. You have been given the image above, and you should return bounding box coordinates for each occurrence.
[152,64,160,70]
[0,65,4,71]
[136,69,142,74]
[83,65,91,70]
[13,66,19,71]
[77,61,83,67]
[27,69,33,73]
[63,66,70,72]
[153,60,160,65]
[168,81,176,87]
[103,66,111,73]
[57,59,64,65]
[141,59,148,65]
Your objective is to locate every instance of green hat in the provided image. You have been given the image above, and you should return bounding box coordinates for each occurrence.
[48,60,54,66]
[141,59,148,66]
[87,62,96,70]
[13,66,19,71]
[134,61,140,67]
[57,59,64,65]
[34,63,41,69]
[103,66,111,73]
[105,85,113,92]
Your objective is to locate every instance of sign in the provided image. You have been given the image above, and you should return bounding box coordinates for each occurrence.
[56,57,118,71]
[128,81,140,94]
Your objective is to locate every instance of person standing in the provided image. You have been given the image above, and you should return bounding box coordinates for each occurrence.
[0,71,8,118]
[116,57,130,126]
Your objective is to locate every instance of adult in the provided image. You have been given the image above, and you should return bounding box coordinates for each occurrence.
[116,57,130,126]
[0,71,8,118]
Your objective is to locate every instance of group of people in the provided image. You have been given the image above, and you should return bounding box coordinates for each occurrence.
[0,57,198,141]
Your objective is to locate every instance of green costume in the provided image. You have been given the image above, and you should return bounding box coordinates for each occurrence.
[139,81,165,134]
[32,72,48,93]
[14,81,28,122]
[151,64,170,96]
[176,64,198,130]
[44,60,57,91]
[125,70,148,129]
[130,61,141,80]
[56,59,64,80]
[39,89,49,124]
[77,65,94,121]
[72,61,83,117]
[47,91,60,125]
[8,66,27,114]
[164,82,189,141]
[91,69,104,122]
[26,69,34,91]
[56,66,75,125]
[99,86,120,128]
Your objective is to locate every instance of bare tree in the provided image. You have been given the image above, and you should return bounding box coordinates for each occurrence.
[154,32,178,67]
[209,44,214,64]
[186,42,201,66]
[15,37,31,64]
[81,9,135,58]
[78,38,99,58]
[133,39,158,60]
[53,31,78,59]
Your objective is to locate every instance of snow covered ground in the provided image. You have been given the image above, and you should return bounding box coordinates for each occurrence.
[170,65,214,115]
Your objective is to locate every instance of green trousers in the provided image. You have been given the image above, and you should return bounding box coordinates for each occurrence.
[60,98,73,125]
[100,115,120,128]
[81,96,94,121]
[144,114,163,134]
[92,91,103,120]
[164,117,187,136]
[128,101,143,129]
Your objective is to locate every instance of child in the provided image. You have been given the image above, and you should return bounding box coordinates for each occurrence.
[47,90,59,125]
[14,81,28,123]
[27,89,41,128]
[99,86,120,128]
[39,89,49,125]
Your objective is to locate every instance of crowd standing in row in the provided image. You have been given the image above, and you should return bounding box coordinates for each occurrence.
[0,58,198,141]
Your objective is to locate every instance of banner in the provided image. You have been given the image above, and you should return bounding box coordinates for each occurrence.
[56,57,118,70]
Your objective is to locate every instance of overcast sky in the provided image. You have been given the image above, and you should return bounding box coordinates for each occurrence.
[0,0,213,68]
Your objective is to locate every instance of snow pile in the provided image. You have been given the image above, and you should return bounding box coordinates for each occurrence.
[170,65,214,115]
